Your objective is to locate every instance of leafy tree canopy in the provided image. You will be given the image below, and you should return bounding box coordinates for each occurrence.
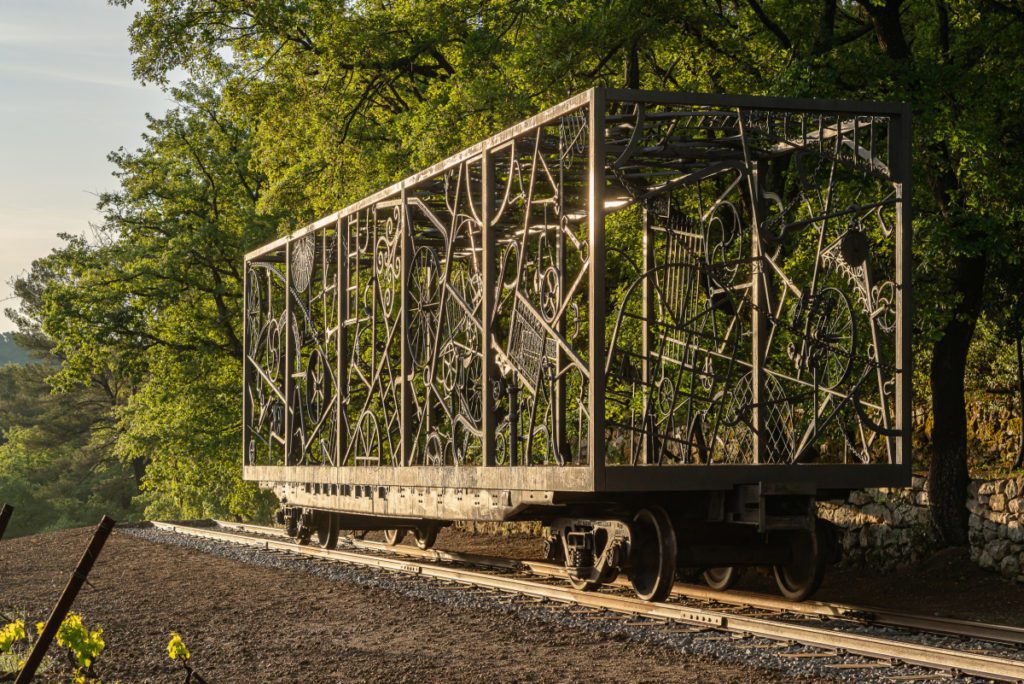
[7,1,1024,539]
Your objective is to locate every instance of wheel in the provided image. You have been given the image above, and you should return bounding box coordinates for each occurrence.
[413,525,438,550]
[703,566,742,591]
[773,521,827,601]
[284,511,299,538]
[629,506,677,602]
[567,575,599,591]
[314,512,339,550]
[383,528,406,546]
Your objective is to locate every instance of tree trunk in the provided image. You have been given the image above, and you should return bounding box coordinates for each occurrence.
[1015,336,1024,470]
[624,41,640,89]
[928,253,986,545]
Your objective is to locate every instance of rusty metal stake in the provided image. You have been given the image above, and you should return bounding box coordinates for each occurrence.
[15,516,115,684]
[0,504,12,540]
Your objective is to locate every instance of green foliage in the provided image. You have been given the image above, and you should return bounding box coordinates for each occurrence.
[0,362,138,537]
[0,427,137,537]
[53,613,105,671]
[1,613,104,680]
[0,620,26,654]
[6,1,1022,528]
[0,618,29,675]
[117,347,274,520]
[166,632,190,661]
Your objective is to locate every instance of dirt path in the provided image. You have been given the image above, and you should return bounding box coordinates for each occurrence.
[1,527,801,683]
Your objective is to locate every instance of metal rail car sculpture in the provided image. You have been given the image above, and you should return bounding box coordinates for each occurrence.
[243,88,911,601]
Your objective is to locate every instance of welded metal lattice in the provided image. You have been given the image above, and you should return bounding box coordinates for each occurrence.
[243,89,909,478]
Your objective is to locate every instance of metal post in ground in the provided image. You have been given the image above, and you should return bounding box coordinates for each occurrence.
[0,504,12,540]
[15,515,116,684]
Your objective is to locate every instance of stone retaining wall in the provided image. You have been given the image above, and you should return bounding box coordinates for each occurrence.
[817,476,936,570]
[968,476,1024,581]
[819,474,1024,583]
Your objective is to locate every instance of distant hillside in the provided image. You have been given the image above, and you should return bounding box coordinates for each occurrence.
[0,332,32,366]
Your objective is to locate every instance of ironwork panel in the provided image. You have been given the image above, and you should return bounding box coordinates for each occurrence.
[243,88,912,494]
[601,92,909,475]
[245,224,339,467]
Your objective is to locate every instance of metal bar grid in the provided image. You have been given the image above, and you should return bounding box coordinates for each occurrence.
[242,88,912,494]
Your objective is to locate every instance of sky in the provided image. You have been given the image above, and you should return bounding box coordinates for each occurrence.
[0,0,174,332]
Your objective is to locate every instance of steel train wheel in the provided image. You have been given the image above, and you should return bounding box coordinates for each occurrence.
[773,521,826,601]
[702,566,742,591]
[566,572,599,592]
[629,506,677,602]
[383,528,406,546]
[314,512,339,550]
[413,525,438,550]
[567,577,599,592]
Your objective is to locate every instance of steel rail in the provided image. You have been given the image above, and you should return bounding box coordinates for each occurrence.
[211,520,1024,648]
[158,521,1024,682]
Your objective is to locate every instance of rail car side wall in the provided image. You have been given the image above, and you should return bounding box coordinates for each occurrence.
[242,88,911,498]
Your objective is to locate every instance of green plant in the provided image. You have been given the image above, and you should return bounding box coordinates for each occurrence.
[166,632,189,662]
[167,632,206,684]
[0,620,26,654]
[0,618,30,675]
[52,613,105,672]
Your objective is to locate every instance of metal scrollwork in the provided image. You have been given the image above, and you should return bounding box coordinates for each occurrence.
[244,91,907,474]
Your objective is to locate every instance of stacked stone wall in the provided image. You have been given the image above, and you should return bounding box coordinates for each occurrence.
[968,476,1024,581]
[819,474,1024,583]
[817,476,936,570]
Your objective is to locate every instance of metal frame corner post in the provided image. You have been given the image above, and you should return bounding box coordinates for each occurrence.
[588,88,607,488]
[242,259,251,468]
[750,160,768,465]
[400,187,414,468]
[641,203,654,465]
[481,148,498,467]
[337,216,349,466]
[893,104,913,473]
[283,240,294,466]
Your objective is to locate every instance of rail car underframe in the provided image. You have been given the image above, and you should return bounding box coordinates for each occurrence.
[246,463,905,522]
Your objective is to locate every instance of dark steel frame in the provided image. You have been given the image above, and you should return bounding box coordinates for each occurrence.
[242,88,911,502]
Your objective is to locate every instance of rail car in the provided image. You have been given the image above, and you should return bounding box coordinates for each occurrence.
[243,88,911,601]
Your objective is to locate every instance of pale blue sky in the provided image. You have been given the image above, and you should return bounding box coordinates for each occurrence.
[0,0,174,331]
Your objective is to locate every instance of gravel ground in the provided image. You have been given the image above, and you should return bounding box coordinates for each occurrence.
[4,524,1020,683]
[122,527,1005,684]
[0,526,816,684]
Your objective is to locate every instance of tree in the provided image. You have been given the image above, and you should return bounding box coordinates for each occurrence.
[984,243,1024,471]
[112,0,1024,544]
[15,81,283,521]
[0,361,137,537]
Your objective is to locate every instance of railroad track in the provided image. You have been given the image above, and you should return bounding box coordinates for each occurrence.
[209,520,1024,648]
[148,520,1024,683]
